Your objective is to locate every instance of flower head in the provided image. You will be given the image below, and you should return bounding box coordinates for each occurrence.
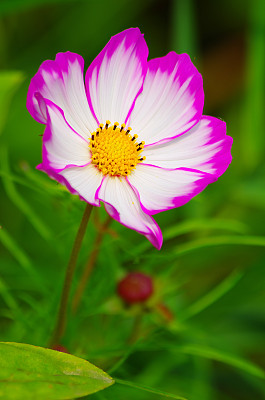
[27,28,232,250]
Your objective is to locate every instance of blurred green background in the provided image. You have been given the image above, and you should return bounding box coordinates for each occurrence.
[0,0,265,399]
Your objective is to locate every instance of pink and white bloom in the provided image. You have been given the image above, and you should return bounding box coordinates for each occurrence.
[27,28,232,250]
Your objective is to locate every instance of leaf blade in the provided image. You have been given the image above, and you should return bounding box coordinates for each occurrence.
[173,235,265,257]
[178,344,265,380]
[0,342,114,400]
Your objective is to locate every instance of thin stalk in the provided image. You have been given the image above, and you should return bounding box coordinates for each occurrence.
[114,378,187,400]
[71,215,112,313]
[171,0,197,57]
[127,314,143,344]
[49,203,93,347]
[242,0,265,171]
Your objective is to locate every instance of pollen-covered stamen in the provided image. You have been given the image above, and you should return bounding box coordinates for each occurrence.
[89,121,146,176]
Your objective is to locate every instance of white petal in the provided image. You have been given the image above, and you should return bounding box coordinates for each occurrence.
[85,28,148,125]
[97,176,162,249]
[128,52,204,145]
[142,116,232,176]
[128,164,213,214]
[42,102,90,172]
[59,164,103,206]
[27,52,97,139]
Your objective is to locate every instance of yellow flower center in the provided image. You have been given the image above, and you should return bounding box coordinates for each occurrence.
[89,120,145,176]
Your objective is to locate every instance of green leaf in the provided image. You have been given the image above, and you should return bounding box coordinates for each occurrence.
[0,277,19,315]
[173,235,265,256]
[178,344,265,380]
[0,71,24,134]
[0,342,114,400]
[164,218,248,238]
[0,227,33,274]
[115,378,187,399]
[180,269,244,320]
[0,146,52,241]
[125,218,248,259]
[0,226,44,292]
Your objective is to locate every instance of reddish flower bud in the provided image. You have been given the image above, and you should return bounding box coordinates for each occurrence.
[51,344,69,353]
[117,272,154,304]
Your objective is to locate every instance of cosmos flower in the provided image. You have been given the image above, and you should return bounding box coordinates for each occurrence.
[27,28,232,250]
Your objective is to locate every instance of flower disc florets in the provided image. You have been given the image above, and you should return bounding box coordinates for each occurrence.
[89,121,145,176]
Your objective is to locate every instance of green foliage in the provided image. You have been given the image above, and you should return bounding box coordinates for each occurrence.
[177,344,265,380]
[242,0,265,171]
[0,0,75,16]
[0,227,37,277]
[114,378,187,399]
[0,146,52,241]
[0,342,114,399]
[0,71,24,134]
[0,0,265,400]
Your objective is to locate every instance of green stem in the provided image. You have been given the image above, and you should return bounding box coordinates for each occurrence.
[171,0,197,57]
[114,378,187,400]
[127,314,143,344]
[49,203,93,347]
[71,215,112,313]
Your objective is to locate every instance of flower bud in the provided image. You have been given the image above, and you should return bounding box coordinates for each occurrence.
[117,272,153,304]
